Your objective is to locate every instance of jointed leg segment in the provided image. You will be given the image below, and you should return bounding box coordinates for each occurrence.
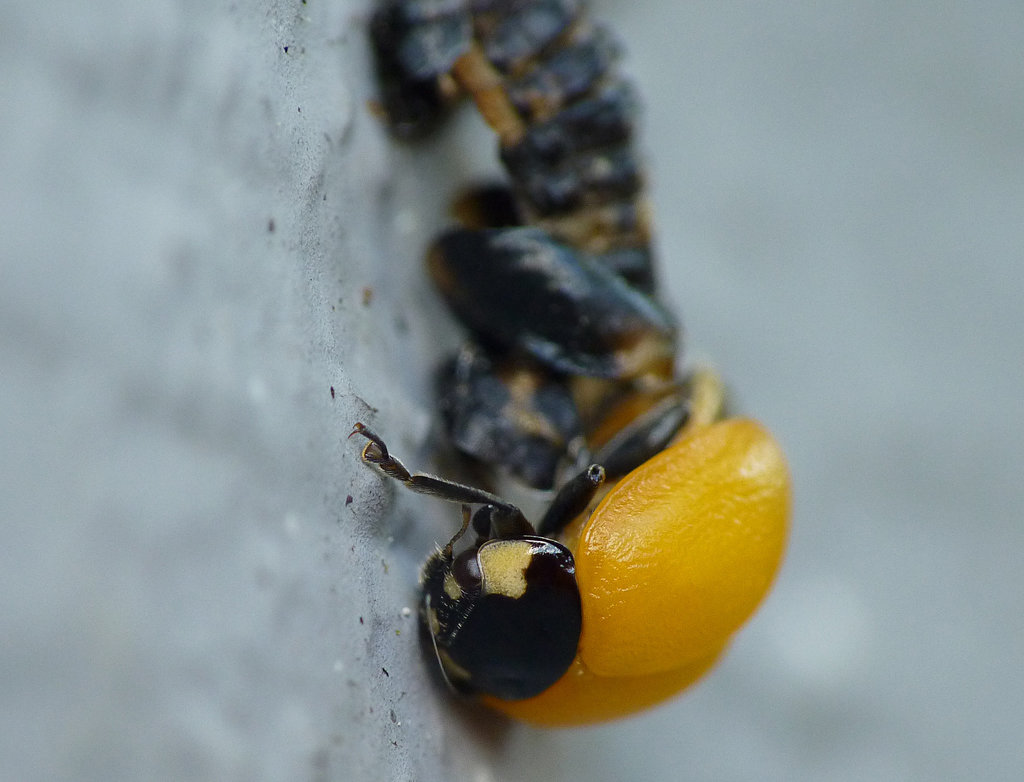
[350,422,532,538]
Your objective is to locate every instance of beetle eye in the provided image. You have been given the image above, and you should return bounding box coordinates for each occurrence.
[451,549,482,591]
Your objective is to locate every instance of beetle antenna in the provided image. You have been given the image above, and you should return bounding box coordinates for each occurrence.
[537,464,606,537]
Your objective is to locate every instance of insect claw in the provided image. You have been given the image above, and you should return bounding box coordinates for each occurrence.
[349,422,392,461]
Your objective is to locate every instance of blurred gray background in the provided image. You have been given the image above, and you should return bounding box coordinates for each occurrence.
[2,1,1021,780]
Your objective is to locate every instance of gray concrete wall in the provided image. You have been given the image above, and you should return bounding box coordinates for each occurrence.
[3,1,1022,780]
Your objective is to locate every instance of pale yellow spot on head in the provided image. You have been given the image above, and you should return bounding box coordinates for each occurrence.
[443,572,463,601]
[478,541,534,599]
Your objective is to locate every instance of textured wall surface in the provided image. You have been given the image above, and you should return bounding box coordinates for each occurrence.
[2,1,1022,781]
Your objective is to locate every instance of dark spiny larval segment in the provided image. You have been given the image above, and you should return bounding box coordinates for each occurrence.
[370,0,472,137]
[429,227,675,379]
[372,0,652,269]
[371,0,684,491]
[436,345,583,491]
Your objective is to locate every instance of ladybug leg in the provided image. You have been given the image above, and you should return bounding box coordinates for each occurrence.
[590,388,691,480]
[441,505,473,559]
[350,422,503,504]
[350,422,533,537]
[537,464,605,537]
[588,368,727,481]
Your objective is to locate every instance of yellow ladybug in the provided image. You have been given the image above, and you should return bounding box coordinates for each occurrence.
[352,417,789,726]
